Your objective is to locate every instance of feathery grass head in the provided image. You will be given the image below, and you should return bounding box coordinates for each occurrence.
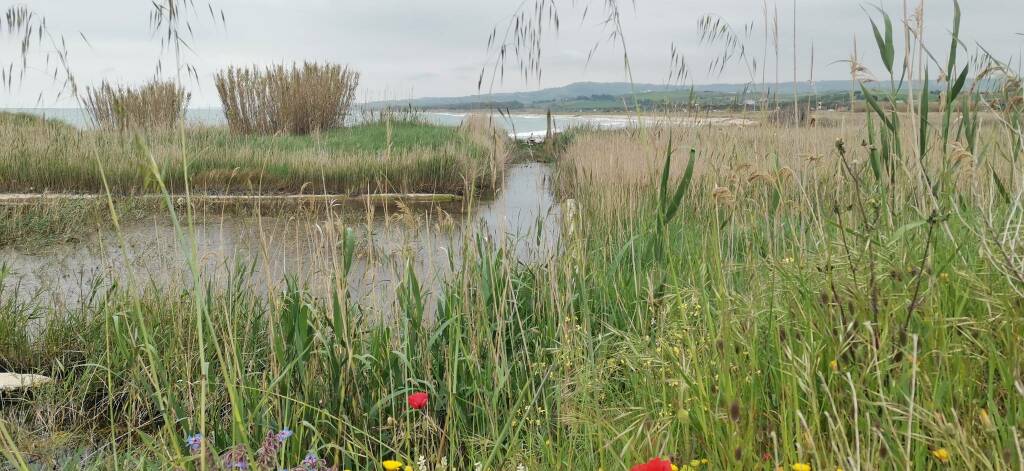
[215,62,360,135]
[83,79,190,131]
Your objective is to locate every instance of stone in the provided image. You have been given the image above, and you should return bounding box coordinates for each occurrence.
[0,373,53,391]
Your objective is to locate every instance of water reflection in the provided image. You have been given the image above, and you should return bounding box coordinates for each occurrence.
[0,164,560,314]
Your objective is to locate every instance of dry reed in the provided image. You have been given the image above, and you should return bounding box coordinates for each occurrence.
[215,62,359,135]
[82,80,190,131]
[557,112,1009,224]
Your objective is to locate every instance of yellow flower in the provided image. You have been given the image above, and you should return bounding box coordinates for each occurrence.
[671,465,679,471]
[690,459,701,467]
[932,448,950,463]
[382,460,403,471]
[700,459,709,465]
[829,359,839,371]
[792,464,811,471]
[979,409,992,428]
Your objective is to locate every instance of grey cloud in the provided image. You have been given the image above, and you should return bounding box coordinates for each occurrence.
[2,0,1022,107]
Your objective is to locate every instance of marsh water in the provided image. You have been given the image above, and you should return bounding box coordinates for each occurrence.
[4,108,588,132]
[5,108,751,136]
[1,163,560,312]
[1,108,745,311]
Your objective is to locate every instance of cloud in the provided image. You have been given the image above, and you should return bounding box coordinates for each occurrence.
[2,0,1022,107]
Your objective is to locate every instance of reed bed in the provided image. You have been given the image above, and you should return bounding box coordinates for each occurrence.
[4,117,1024,469]
[216,62,359,135]
[82,80,190,131]
[0,113,503,196]
[4,104,1024,469]
[3,5,1024,471]
[557,112,1011,225]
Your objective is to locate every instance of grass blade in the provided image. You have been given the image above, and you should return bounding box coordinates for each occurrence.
[663,147,697,223]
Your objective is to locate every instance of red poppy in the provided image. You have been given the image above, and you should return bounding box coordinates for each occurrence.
[631,457,673,471]
[407,392,429,410]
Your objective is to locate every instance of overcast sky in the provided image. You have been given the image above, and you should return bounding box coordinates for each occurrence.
[2,0,1022,107]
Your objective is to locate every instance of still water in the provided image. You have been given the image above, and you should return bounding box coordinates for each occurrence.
[2,107,737,135]
[2,107,571,133]
[2,106,685,311]
[1,164,561,312]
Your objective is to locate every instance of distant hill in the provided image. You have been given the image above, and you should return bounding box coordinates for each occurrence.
[367,80,908,111]
[369,81,689,109]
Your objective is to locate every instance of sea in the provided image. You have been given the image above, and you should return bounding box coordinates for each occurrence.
[1,107,696,136]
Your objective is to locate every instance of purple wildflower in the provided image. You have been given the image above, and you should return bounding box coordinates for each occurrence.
[301,452,320,469]
[275,427,293,443]
[220,445,249,469]
[256,431,281,467]
[185,433,203,453]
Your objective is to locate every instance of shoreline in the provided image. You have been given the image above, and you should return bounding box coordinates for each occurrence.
[0,192,463,206]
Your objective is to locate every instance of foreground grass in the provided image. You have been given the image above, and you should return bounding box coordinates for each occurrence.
[3,11,1024,466]
[3,104,1024,470]
[0,111,504,196]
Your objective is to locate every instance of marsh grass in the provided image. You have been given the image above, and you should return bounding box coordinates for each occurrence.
[0,111,76,133]
[0,197,384,250]
[0,199,159,248]
[82,80,190,131]
[5,95,1023,469]
[0,112,504,196]
[3,3,1024,471]
[215,62,359,135]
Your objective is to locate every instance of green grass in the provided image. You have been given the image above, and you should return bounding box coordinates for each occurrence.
[195,121,475,155]
[4,106,1023,470]
[3,125,1023,470]
[0,113,503,196]
[0,197,358,250]
[2,5,1024,471]
[0,110,77,132]
[0,199,149,248]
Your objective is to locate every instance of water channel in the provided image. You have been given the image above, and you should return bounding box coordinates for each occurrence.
[1,163,560,313]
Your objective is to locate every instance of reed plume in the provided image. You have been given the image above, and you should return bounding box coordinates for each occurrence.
[83,80,190,131]
[215,62,359,135]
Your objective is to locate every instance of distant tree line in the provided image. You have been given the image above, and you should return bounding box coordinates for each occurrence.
[429,101,526,111]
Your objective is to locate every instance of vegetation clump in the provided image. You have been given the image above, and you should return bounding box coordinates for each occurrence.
[215,62,360,135]
[0,111,74,132]
[4,2,1024,471]
[83,79,190,131]
[0,114,503,196]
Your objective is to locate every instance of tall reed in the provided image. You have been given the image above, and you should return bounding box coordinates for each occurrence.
[215,62,360,135]
[4,2,1024,471]
[82,80,190,131]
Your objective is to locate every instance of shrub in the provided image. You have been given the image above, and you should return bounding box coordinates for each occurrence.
[82,79,190,131]
[215,62,360,135]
